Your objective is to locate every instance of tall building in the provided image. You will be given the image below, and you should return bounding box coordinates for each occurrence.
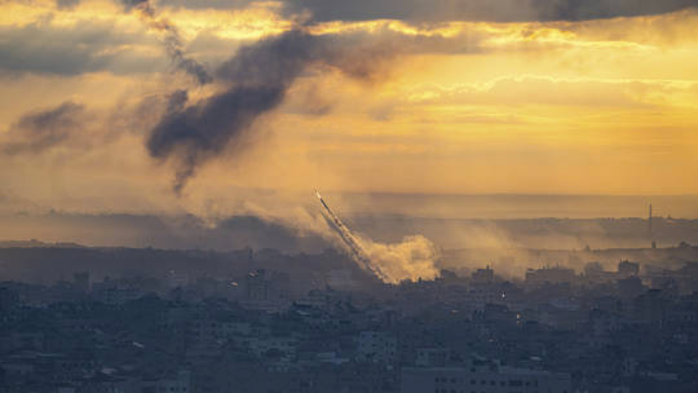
[246,269,269,301]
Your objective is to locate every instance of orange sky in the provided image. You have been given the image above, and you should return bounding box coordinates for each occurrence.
[1,0,697,216]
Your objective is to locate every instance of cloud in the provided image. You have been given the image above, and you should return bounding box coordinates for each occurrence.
[404,76,673,108]
[285,0,698,22]
[1,101,86,154]
[0,21,165,76]
[56,0,80,10]
[158,0,698,23]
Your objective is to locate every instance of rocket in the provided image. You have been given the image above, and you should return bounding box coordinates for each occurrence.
[314,189,387,281]
[315,190,352,236]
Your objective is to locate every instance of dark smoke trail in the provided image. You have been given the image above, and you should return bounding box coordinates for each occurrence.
[146,30,379,194]
[148,82,289,194]
[123,0,212,85]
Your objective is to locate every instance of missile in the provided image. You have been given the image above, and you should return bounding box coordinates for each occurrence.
[314,189,388,281]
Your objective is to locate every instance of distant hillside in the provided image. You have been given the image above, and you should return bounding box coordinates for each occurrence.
[2,213,698,252]
[0,239,85,248]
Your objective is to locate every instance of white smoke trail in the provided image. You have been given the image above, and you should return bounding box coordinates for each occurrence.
[315,190,440,284]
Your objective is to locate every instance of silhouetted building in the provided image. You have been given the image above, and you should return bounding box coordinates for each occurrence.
[472,266,495,285]
[526,266,576,287]
[618,260,640,279]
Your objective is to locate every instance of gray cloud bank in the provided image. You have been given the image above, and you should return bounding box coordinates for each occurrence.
[0,22,166,76]
[162,0,698,22]
[4,0,694,77]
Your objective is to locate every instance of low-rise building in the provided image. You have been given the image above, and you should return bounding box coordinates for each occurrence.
[402,362,572,393]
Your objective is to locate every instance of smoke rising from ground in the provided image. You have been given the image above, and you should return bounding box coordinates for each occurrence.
[355,234,441,284]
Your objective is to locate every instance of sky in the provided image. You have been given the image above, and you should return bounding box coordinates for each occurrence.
[1,0,698,219]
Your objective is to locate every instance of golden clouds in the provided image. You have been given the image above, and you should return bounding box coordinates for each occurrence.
[267,10,698,194]
[158,4,292,41]
[1,1,697,206]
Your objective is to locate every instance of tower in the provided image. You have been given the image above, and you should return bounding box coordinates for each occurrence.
[649,204,652,237]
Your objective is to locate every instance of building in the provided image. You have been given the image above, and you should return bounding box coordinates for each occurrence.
[245,269,290,301]
[355,331,398,365]
[402,361,572,393]
[415,348,450,367]
[525,267,576,287]
[617,260,640,279]
[0,287,19,312]
[327,269,357,290]
[167,270,190,289]
[141,370,191,393]
[472,266,495,285]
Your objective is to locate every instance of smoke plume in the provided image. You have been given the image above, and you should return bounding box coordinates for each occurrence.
[133,8,442,282]
[146,30,390,194]
[355,234,441,284]
[123,0,212,85]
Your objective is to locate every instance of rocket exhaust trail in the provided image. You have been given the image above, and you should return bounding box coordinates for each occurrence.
[314,190,388,281]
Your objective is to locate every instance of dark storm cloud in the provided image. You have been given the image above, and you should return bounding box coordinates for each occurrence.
[282,0,698,22]
[161,0,698,22]
[535,0,698,21]
[1,101,85,154]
